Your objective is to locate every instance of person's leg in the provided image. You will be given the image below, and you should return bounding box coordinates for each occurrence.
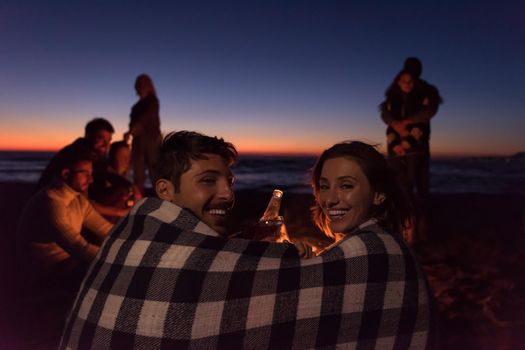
[132,137,146,194]
[144,135,161,190]
[407,154,431,243]
[389,156,411,193]
[416,154,430,198]
[405,155,419,194]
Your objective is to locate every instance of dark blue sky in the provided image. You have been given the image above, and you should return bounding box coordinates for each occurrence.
[1,0,523,155]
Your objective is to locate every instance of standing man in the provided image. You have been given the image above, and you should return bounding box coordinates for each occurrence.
[380,57,442,198]
[124,74,162,196]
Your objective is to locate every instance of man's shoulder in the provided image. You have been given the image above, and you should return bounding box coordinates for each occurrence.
[416,79,441,97]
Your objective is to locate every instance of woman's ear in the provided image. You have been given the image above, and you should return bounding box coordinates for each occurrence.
[155,179,175,201]
[373,192,386,206]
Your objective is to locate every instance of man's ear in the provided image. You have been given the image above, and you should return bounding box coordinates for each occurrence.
[373,192,386,206]
[156,179,176,201]
[60,168,71,182]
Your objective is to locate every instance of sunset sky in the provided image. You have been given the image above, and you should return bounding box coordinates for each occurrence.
[0,0,523,156]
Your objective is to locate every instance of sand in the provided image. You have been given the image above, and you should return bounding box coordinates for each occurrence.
[1,182,524,348]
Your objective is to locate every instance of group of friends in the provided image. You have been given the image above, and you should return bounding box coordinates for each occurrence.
[15,58,440,349]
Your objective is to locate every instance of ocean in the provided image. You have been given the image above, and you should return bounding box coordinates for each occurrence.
[0,151,524,194]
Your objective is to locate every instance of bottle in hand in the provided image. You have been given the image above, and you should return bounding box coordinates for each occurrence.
[255,189,287,242]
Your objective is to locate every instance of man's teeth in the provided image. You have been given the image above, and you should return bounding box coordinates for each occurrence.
[208,209,226,215]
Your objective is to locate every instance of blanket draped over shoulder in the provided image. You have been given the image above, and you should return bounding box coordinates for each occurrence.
[61,197,431,349]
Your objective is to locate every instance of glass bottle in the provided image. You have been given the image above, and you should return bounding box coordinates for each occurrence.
[255,189,286,241]
[228,189,286,241]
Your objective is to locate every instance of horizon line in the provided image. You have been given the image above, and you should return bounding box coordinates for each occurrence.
[0,147,520,160]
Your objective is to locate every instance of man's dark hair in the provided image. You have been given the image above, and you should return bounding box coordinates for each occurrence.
[155,131,238,192]
[55,141,95,173]
[403,57,423,79]
[85,118,115,138]
[36,139,95,190]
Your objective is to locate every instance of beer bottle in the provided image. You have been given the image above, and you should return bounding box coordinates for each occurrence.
[255,189,286,241]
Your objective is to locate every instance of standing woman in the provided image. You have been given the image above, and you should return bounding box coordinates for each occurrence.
[311,141,434,348]
[124,74,161,195]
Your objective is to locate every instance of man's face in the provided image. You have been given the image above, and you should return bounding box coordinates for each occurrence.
[89,130,112,157]
[167,154,235,235]
[63,160,93,194]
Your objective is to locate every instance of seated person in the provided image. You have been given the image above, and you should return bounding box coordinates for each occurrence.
[37,118,130,218]
[105,141,143,209]
[61,133,431,349]
[17,142,113,292]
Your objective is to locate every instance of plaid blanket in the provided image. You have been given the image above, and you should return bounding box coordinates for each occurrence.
[61,197,431,349]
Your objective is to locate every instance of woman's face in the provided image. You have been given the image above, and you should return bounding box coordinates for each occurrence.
[398,73,414,93]
[113,146,131,175]
[317,157,381,234]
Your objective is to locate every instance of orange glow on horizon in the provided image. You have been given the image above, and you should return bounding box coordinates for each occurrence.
[0,131,520,158]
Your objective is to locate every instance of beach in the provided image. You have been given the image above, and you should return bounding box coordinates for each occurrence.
[1,182,525,348]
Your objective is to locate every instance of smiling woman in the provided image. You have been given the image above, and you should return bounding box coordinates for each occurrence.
[311,140,413,240]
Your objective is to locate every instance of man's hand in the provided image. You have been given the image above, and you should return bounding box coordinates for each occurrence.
[393,145,406,156]
[390,120,411,137]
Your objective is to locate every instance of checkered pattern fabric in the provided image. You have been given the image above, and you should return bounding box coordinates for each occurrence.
[60,197,431,349]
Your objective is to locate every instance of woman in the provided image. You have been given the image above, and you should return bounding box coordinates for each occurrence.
[124,74,162,196]
[305,140,434,348]
[311,140,414,244]
[310,140,433,342]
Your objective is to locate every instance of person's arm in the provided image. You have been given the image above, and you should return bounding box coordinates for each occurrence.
[380,101,411,137]
[126,95,159,138]
[380,101,395,125]
[90,200,130,218]
[47,198,100,262]
[408,85,441,123]
[83,199,114,245]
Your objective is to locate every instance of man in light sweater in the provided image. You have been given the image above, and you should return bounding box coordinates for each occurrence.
[17,142,113,292]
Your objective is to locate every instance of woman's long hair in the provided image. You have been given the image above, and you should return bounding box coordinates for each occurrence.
[135,74,157,97]
[311,141,413,239]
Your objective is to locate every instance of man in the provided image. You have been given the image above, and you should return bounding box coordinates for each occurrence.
[37,118,130,218]
[15,143,113,349]
[380,57,442,198]
[17,142,113,291]
[83,118,133,218]
[61,131,431,349]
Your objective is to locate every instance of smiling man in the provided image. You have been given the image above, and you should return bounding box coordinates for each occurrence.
[154,131,237,235]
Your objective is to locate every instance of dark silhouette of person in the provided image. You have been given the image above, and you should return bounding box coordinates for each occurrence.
[380,57,442,198]
[124,74,161,196]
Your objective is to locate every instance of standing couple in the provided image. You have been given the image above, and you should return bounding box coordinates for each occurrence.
[61,130,432,349]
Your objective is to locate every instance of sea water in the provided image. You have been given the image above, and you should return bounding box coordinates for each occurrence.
[0,151,524,194]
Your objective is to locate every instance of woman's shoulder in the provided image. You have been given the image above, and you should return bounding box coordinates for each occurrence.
[337,222,409,257]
